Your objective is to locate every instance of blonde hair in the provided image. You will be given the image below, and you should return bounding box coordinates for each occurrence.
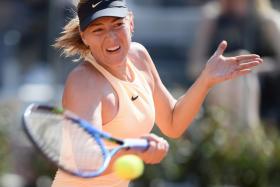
[53,15,90,59]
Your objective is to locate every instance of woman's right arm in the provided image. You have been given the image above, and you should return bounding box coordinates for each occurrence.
[62,63,104,130]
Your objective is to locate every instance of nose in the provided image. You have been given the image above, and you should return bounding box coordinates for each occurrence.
[105,30,118,43]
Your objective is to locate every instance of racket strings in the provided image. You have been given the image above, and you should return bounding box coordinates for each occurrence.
[26,111,106,175]
[27,113,63,161]
[67,124,104,172]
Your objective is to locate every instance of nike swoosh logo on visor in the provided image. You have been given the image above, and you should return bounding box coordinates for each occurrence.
[92,1,102,8]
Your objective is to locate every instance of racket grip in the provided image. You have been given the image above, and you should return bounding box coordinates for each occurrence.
[124,138,149,151]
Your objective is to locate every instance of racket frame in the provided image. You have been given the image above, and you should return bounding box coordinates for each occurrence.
[23,104,148,178]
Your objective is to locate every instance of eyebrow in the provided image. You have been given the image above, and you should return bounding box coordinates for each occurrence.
[90,17,123,27]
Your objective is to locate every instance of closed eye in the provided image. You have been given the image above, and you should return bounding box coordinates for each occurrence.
[92,28,104,33]
[116,22,124,26]
[113,22,124,29]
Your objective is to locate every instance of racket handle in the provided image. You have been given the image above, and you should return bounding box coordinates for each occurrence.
[123,138,149,151]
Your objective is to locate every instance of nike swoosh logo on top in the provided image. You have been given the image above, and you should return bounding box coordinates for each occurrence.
[92,1,102,8]
[131,95,139,101]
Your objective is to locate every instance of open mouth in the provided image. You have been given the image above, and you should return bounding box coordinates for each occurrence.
[106,46,121,53]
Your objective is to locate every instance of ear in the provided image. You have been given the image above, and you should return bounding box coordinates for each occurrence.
[128,11,134,34]
[80,30,89,47]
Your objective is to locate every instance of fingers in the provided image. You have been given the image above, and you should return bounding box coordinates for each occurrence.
[225,55,262,71]
[232,56,262,70]
[225,58,262,80]
[142,133,159,141]
[205,41,264,85]
[236,54,260,62]
[213,40,227,57]
[143,141,157,164]
[139,134,169,164]
[146,141,168,164]
[235,61,261,71]
[145,134,169,155]
[226,56,262,64]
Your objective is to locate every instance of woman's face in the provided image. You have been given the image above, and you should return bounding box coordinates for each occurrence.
[81,14,134,67]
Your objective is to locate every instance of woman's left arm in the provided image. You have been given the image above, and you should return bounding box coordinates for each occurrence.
[143,41,262,138]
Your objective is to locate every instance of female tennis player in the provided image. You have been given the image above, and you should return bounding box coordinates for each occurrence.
[52,0,263,186]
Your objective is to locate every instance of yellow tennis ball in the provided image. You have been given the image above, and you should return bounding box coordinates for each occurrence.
[113,154,144,180]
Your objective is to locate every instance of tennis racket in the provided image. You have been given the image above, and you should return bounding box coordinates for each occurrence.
[22,104,149,178]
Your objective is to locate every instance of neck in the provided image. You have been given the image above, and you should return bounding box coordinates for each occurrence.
[87,54,134,82]
[101,59,134,82]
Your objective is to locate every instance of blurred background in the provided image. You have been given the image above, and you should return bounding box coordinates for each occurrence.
[1,0,280,186]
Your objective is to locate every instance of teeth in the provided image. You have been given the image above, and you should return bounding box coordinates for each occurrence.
[107,46,120,52]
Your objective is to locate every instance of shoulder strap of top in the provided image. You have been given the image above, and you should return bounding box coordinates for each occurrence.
[126,58,153,96]
[84,54,152,96]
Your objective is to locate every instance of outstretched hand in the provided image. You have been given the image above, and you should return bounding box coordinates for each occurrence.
[201,41,263,88]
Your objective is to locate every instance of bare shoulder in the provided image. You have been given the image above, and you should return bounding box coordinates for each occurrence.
[62,61,107,119]
[129,42,150,61]
[64,62,106,95]
[129,42,161,89]
[129,42,156,71]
